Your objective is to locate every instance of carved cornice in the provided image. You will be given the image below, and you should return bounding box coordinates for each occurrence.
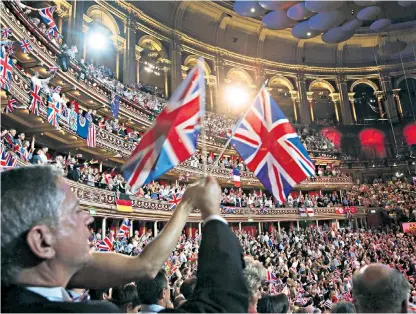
[52,0,72,19]
[112,35,127,52]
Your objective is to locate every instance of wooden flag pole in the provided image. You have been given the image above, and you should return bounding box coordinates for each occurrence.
[198,59,208,177]
[209,80,268,175]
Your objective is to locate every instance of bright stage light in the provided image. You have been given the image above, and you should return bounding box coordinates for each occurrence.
[88,31,107,49]
[226,86,249,107]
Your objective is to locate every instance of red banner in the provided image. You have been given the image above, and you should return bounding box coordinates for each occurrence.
[402,223,416,234]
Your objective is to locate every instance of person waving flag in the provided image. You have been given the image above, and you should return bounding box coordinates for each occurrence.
[230,87,314,204]
[122,59,205,192]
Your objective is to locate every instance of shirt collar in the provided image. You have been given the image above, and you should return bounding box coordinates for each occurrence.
[26,286,72,302]
[141,304,165,313]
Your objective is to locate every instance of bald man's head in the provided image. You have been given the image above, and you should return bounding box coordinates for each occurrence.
[352,264,410,313]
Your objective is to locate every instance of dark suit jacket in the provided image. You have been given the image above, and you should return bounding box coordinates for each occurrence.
[162,219,249,313]
[1,285,120,313]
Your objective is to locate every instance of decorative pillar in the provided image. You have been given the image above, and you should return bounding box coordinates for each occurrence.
[188,223,192,238]
[296,221,300,231]
[330,93,340,123]
[239,222,242,231]
[336,219,340,229]
[130,219,134,237]
[102,217,106,240]
[393,89,403,118]
[337,76,353,125]
[316,219,319,227]
[215,55,225,113]
[198,222,202,235]
[277,221,281,234]
[58,16,64,33]
[170,32,182,92]
[375,91,385,119]
[307,92,315,122]
[164,67,169,97]
[55,0,72,43]
[123,18,137,85]
[296,74,311,124]
[348,93,357,122]
[380,75,398,122]
[154,221,158,237]
[290,91,299,122]
[135,46,143,84]
[258,221,262,234]
[82,25,88,60]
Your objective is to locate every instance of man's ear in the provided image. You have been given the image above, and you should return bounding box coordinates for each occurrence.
[26,225,56,260]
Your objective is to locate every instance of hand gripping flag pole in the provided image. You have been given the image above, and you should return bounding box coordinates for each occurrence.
[209,80,269,175]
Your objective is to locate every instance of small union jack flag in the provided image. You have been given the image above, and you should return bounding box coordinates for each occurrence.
[116,218,131,239]
[29,83,42,115]
[97,237,113,252]
[167,192,182,210]
[0,76,9,92]
[266,270,277,283]
[230,87,314,204]
[39,6,57,30]
[47,95,60,127]
[48,65,58,73]
[5,97,17,114]
[48,27,62,41]
[19,38,33,54]
[0,48,13,82]
[4,42,15,55]
[1,28,12,39]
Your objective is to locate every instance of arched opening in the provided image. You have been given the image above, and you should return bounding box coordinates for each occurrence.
[353,84,380,123]
[398,78,416,121]
[309,80,336,124]
[138,36,167,96]
[359,128,386,159]
[86,7,119,76]
[225,68,254,115]
[268,77,295,122]
[184,56,213,110]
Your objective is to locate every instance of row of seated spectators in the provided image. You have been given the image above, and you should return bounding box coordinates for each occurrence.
[88,222,416,313]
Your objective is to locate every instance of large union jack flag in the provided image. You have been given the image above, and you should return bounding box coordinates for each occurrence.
[0,48,13,82]
[97,237,113,252]
[167,192,182,210]
[39,7,57,30]
[122,59,205,192]
[47,95,60,127]
[230,87,314,204]
[29,83,42,115]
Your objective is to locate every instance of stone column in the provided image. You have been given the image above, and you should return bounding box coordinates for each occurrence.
[348,93,357,122]
[307,92,315,122]
[198,222,202,235]
[163,67,169,97]
[102,217,106,240]
[375,91,385,119]
[170,33,182,92]
[336,219,340,229]
[277,221,281,234]
[123,18,137,85]
[290,91,299,122]
[82,24,88,60]
[393,89,403,118]
[337,76,353,125]
[316,219,319,227]
[239,222,242,231]
[296,221,300,231]
[330,93,340,123]
[135,46,142,84]
[296,74,311,124]
[258,221,262,234]
[380,75,398,122]
[215,55,225,113]
[154,221,158,237]
[130,219,134,237]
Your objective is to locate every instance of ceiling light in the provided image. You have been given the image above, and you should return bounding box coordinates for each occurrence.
[250,8,255,13]
[226,86,249,107]
[88,31,107,49]
[306,32,312,36]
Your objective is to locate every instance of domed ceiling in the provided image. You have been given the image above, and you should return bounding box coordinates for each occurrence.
[131,1,416,67]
